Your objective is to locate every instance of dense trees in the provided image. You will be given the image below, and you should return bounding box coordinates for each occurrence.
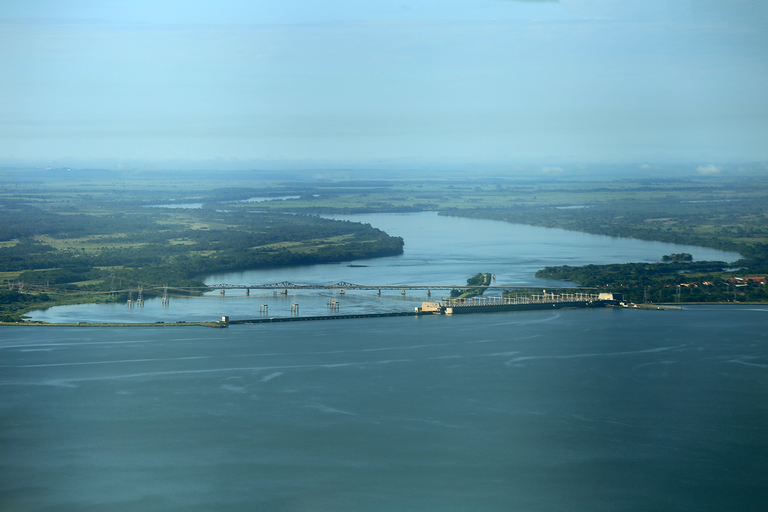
[536,261,767,303]
[662,253,692,262]
[450,273,492,298]
[0,203,404,292]
[0,289,51,322]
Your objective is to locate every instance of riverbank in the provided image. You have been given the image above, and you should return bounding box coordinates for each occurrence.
[0,321,226,328]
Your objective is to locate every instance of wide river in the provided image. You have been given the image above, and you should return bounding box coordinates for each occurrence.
[4,213,766,511]
[29,212,741,323]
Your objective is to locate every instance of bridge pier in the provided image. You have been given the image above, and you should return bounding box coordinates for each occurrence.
[220,289,225,296]
[291,303,299,314]
[260,304,268,314]
[246,288,249,296]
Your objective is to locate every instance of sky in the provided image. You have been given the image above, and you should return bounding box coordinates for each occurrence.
[1,1,767,169]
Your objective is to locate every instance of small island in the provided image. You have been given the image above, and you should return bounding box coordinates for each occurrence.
[450,273,493,299]
[662,253,692,262]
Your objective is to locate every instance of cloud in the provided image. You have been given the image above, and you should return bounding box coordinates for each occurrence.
[697,164,721,175]
[540,166,564,175]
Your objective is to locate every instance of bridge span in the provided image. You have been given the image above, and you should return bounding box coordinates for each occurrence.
[179,281,593,292]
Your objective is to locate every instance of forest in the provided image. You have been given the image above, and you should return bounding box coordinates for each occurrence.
[536,261,767,304]
[0,184,404,319]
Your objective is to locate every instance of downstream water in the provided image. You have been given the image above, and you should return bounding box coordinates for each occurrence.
[28,212,740,323]
[5,213,764,511]
[2,307,766,511]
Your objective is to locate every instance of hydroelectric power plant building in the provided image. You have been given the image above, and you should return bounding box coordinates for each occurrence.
[225,292,622,325]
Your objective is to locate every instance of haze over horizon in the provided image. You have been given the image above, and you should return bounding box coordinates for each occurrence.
[1,1,767,170]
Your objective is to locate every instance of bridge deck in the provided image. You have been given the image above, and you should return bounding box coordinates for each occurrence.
[170,282,591,292]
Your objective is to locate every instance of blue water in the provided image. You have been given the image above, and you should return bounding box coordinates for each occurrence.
[5,213,764,510]
[1,306,766,511]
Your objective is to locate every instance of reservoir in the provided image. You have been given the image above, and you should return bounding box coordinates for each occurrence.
[5,213,764,511]
[2,307,766,511]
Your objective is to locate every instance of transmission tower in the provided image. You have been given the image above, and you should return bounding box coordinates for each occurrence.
[162,285,169,306]
[137,286,144,307]
[676,285,681,303]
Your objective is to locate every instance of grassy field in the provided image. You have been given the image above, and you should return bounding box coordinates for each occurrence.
[4,173,767,257]
[0,271,23,281]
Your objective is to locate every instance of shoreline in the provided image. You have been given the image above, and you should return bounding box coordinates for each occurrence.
[0,321,226,328]
[5,301,765,328]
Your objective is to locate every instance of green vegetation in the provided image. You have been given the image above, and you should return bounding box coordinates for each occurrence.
[0,209,402,284]
[0,286,140,322]
[662,253,692,262]
[0,288,52,322]
[450,273,493,299]
[536,261,767,304]
[0,176,406,319]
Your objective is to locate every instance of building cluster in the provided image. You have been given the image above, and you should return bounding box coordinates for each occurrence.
[661,276,766,289]
[727,276,767,287]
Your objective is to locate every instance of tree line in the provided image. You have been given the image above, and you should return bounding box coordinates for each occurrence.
[536,261,767,303]
[0,203,405,292]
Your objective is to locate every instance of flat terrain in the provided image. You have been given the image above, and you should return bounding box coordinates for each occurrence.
[2,166,767,319]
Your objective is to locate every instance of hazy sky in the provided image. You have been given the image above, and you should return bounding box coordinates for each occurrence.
[1,1,766,167]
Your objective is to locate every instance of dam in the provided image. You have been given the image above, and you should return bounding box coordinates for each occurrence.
[223,292,622,325]
[417,292,621,315]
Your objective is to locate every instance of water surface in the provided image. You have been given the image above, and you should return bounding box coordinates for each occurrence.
[2,306,766,511]
[3,212,764,511]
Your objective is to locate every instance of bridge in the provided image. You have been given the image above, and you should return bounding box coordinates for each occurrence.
[157,281,598,299]
[170,281,592,292]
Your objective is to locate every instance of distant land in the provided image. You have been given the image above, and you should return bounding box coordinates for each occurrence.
[2,160,768,179]
[1,169,767,321]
